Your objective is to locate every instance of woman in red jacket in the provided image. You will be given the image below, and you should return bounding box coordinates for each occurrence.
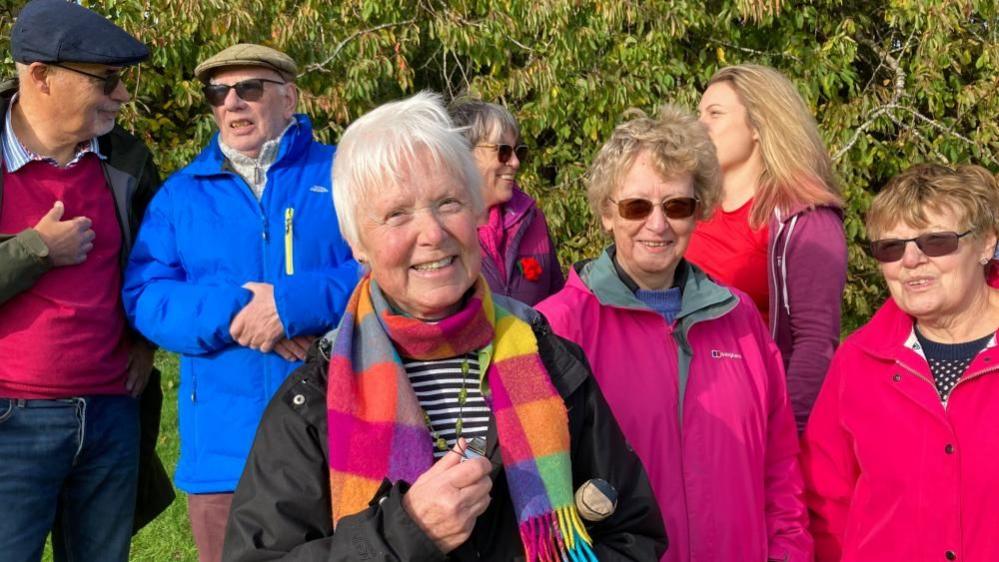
[802,164,999,561]
[688,64,847,431]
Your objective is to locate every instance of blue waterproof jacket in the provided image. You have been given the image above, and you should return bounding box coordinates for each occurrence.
[123,115,358,493]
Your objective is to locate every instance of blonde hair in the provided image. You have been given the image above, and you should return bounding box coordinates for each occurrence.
[587,104,721,223]
[707,64,840,226]
[866,163,999,243]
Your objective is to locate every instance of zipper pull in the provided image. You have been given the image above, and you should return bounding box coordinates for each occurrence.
[284,207,295,275]
[261,214,269,242]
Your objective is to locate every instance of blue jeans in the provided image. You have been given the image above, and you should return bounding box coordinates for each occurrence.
[0,395,139,562]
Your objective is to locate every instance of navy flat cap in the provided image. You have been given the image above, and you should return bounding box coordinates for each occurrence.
[12,0,149,66]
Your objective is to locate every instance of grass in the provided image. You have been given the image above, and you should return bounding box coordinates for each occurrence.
[43,351,197,561]
[130,351,198,561]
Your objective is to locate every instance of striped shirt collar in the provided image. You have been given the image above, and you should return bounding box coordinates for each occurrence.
[2,93,105,173]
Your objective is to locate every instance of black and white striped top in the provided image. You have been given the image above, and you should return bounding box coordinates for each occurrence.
[403,353,490,458]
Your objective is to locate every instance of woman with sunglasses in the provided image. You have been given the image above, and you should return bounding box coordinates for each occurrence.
[802,164,999,562]
[690,64,847,432]
[449,99,564,306]
[537,106,811,562]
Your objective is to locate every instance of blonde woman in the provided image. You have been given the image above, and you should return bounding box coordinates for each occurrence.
[689,64,847,431]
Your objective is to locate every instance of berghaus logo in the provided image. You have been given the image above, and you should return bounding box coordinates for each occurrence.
[711,349,743,360]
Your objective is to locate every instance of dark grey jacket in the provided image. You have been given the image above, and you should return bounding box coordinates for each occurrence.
[223,300,667,561]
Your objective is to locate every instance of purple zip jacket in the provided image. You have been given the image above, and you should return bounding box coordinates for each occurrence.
[479,187,564,306]
[768,203,847,432]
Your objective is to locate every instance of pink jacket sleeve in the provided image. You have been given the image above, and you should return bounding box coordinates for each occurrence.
[800,349,859,561]
[760,318,814,561]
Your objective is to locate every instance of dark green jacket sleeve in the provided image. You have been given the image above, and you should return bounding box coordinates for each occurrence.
[0,228,51,305]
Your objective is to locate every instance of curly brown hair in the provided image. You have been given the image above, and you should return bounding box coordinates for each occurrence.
[587,104,721,225]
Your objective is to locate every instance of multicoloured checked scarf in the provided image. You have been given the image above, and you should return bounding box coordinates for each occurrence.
[326,275,596,561]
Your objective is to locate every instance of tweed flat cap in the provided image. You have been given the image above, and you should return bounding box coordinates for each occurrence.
[12,0,149,65]
[194,44,298,83]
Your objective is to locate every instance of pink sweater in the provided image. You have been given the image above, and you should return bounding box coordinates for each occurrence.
[0,157,128,398]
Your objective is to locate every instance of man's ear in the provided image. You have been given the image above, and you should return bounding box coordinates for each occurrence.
[24,62,53,94]
[282,83,299,120]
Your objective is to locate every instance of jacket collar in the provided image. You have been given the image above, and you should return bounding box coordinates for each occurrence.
[499,185,536,227]
[853,294,999,362]
[184,113,314,177]
[575,246,736,321]
[851,298,915,360]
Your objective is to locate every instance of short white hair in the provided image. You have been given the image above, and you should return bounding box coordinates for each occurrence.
[332,91,484,246]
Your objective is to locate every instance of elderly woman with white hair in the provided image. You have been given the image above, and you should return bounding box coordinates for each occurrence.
[220,92,666,562]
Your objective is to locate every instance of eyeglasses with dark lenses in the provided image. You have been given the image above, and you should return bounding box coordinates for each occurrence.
[609,197,700,220]
[868,230,973,263]
[476,143,528,164]
[49,63,125,96]
[202,78,286,107]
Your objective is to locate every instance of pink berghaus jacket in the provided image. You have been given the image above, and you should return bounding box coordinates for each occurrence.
[537,253,811,562]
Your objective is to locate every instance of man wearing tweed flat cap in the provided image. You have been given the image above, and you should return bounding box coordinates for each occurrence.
[0,1,173,561]
[123,43,358,562]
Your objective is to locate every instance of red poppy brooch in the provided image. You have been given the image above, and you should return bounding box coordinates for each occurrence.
[518,257,543,282]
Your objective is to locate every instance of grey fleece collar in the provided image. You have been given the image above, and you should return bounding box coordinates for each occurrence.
[219,119,296,199]
[579,248,737,320]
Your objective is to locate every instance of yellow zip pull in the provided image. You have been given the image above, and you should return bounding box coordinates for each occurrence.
[284,207,294,275]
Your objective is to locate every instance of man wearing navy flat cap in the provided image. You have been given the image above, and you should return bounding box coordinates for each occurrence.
[0,1,173,561]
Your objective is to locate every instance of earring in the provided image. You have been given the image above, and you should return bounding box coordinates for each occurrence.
[981,257,991,265]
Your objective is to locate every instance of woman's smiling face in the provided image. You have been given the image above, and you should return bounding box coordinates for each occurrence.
[602,150,697,290]
[351,156,481,321]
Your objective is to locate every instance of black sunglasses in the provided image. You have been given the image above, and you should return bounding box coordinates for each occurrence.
[476,143,528,164]
[609,196,700,220]
[203,78,285,107]
[49,63,125,96]
[869,230,973,263]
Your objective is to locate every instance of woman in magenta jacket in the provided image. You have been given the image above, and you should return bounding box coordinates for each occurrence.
[802,164,999,561]
[688,64,847,432]
[537,105,810,562]
[449,99,564,306]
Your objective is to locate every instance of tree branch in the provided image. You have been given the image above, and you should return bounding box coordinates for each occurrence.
[301,20,416,76]
[834,35,993,165]
[888,104,975,145]
[831,106,891,161]
[886,111,949,163]
[832,36,907,161]
[707,38,801,63]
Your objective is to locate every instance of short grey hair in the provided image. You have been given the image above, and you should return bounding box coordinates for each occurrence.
[448,98,520,145]
[332,91,484,246]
